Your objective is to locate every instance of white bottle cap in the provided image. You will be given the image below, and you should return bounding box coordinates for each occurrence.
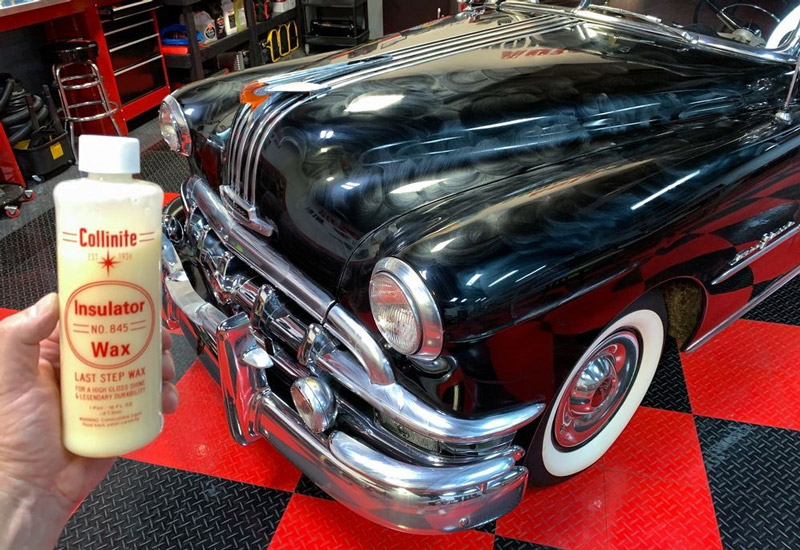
[79,134,141,174]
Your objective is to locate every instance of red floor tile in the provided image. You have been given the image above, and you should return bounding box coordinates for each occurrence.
[497,407,721,550]
[496,465,607,550]
[605,470,722,550]
[602,407,706,486]
[269,494,494,550]
[682,319,800,430]
[0,308,17,321]
[125,360,301,492]
[163,192,179,208]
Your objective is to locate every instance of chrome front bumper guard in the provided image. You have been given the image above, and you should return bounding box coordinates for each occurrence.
[161,182,533,532]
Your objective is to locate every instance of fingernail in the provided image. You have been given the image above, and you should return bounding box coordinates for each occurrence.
[31,293,57,317]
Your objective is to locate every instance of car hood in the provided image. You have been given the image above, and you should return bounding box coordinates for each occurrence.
[222,6,784,298]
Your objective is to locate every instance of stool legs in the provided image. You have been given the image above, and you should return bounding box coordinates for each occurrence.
[52,60,121,161]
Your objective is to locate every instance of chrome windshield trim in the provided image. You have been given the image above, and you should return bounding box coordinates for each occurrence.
[498,1,799,64]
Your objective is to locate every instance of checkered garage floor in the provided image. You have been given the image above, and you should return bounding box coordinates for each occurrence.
[2,118,800,550]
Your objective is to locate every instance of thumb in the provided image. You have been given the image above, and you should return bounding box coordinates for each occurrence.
[0,294,59,384]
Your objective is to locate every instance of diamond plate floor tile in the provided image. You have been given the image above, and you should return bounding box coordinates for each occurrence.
[293,474,333,501]
[169,333,197,382]
[268,494,495,550]
[0,207,58,310]
[496,465,607,550]
[641,338,692,414]
[696,416,800,550]
[475,520,497,535]
[682,319,800,430]
[494,536,564,550]
[604,470,721,550]
[743,275,800,326]
[125,361,301,492]
[58,459,291,550]
[140,142,189,194]
[603,407,707,487]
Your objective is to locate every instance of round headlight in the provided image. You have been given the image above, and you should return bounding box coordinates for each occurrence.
[369,258,443,359]
[159,95,191,157]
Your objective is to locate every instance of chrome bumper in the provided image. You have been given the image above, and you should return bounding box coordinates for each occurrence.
[161,177,536,533]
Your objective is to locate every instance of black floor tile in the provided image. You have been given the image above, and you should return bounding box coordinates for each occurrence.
[475,519,496,534]
[58,459,291,550]
[293,474,333,501]
[0,208,58,310]
[170,332,198,382]
[744,276,800,326]
[695,416,800,550]
[641,337,692,414]
[494,536,563,550]
[140,142,189,194]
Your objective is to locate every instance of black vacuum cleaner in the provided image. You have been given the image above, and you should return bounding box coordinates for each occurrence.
[0,76,73,183]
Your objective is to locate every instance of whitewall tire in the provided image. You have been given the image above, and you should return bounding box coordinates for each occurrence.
[527,293,666,485]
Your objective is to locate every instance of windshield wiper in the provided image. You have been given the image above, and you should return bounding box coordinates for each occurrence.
[580,4,699,44]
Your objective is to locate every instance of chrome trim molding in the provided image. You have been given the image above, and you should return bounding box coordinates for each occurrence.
[712,221,799,285]
[372,257,444,360]
[687,261,800,352]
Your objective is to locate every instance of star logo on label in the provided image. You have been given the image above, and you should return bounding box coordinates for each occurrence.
[98,250,119,275]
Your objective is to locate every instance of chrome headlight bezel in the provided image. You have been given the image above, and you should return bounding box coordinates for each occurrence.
[159,94,192,157]
[369,257,444,360]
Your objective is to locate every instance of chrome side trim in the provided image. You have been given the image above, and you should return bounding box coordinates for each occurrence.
[711,222,799,285]
[686,261,800,352]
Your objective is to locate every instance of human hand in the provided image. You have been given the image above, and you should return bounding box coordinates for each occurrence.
[0,293,178,549]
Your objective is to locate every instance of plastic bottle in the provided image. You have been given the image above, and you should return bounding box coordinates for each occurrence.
[222,0,238,35]
[194,10,217,43]
[211,2,227,39]
[234,0,248,32]
[53,135,163,458]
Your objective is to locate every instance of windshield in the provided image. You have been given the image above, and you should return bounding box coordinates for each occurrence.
[535,0,800,50]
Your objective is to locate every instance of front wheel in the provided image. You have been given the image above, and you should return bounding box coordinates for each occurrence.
[526,293,666,486]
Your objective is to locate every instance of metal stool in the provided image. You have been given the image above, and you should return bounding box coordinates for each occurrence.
[44,39,122,160]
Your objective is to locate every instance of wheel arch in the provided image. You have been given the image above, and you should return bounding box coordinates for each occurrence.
[649,276,708,351]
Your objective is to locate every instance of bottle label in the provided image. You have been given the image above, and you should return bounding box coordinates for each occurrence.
[64,281,155,369]
[59,225,159,429]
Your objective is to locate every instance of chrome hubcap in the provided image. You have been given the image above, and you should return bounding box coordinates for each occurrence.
[554,330,640,449]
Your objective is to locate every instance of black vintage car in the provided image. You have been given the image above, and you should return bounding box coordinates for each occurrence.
[158,0,800,533]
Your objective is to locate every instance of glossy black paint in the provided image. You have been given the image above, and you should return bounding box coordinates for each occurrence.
[173,5,800,416]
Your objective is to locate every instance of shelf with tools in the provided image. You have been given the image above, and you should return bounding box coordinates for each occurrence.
[160,0,300,81]
[163,8,296,69]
